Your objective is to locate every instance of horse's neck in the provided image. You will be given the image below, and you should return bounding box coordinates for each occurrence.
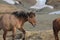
[18,18,27,26]
[13,14,27,26]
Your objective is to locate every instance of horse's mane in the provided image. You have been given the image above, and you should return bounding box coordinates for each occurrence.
[12,11,28,19]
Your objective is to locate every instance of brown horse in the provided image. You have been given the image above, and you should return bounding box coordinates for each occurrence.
[53,18,60,40]
[0,11,36,40]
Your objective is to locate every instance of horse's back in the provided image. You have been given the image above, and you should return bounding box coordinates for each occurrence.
[53,18,60,25]
[53,18,60,30]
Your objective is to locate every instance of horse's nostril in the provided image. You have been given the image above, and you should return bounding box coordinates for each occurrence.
[33,24,36,27]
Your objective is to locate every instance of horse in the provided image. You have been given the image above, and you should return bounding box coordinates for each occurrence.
[53,18,60,40]
[0,11,36,40]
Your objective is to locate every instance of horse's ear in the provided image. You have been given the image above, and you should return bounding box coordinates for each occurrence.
[30,11,35,16]
[30,11,35,14]
[30,11,33,14]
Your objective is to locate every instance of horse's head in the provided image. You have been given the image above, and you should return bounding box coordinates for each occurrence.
[27,12,36,27]
[12,11,36,27]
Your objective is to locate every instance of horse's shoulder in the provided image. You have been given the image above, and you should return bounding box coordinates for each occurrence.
[53,18,60,23]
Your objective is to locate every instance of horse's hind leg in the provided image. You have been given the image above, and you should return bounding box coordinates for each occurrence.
[3,31,7,40]
[12,27,16,40]
[19,28,26,40]
[53,29,59,40]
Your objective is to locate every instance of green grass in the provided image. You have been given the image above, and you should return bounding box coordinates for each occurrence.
[24,14,60,31]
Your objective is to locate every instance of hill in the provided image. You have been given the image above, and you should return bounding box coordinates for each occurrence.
[0,0,60,13]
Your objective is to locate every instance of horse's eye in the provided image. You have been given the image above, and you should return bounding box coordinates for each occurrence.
[29,16,32,18]
[29,15,34,18]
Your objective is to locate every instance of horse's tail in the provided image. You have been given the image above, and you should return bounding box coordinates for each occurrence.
[0,15,3,21]
[53,19,56,31]
[53,19,58,34]
[0,15,4,30]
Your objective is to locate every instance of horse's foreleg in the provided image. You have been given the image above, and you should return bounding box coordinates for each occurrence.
[12,27,16,40]
[3,31,7,40]
[20,28,26,40]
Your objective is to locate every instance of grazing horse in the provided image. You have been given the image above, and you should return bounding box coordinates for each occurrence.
[53,18,60,40]
[0,11,36,40]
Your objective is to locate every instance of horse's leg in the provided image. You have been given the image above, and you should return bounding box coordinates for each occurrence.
[53,29,59,40]
[12,27,16,40]
[19,28,26,40]
[3,31,7,40]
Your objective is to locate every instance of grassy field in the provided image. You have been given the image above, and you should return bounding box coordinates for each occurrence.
[24,14,60,31]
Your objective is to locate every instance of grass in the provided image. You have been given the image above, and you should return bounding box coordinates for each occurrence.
[24,14,60,31]
[25,30,54,40]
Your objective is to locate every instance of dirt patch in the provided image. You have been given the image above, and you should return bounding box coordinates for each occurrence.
[25,30,55,40]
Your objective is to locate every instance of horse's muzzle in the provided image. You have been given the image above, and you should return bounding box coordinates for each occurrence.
[33,24,36,27]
